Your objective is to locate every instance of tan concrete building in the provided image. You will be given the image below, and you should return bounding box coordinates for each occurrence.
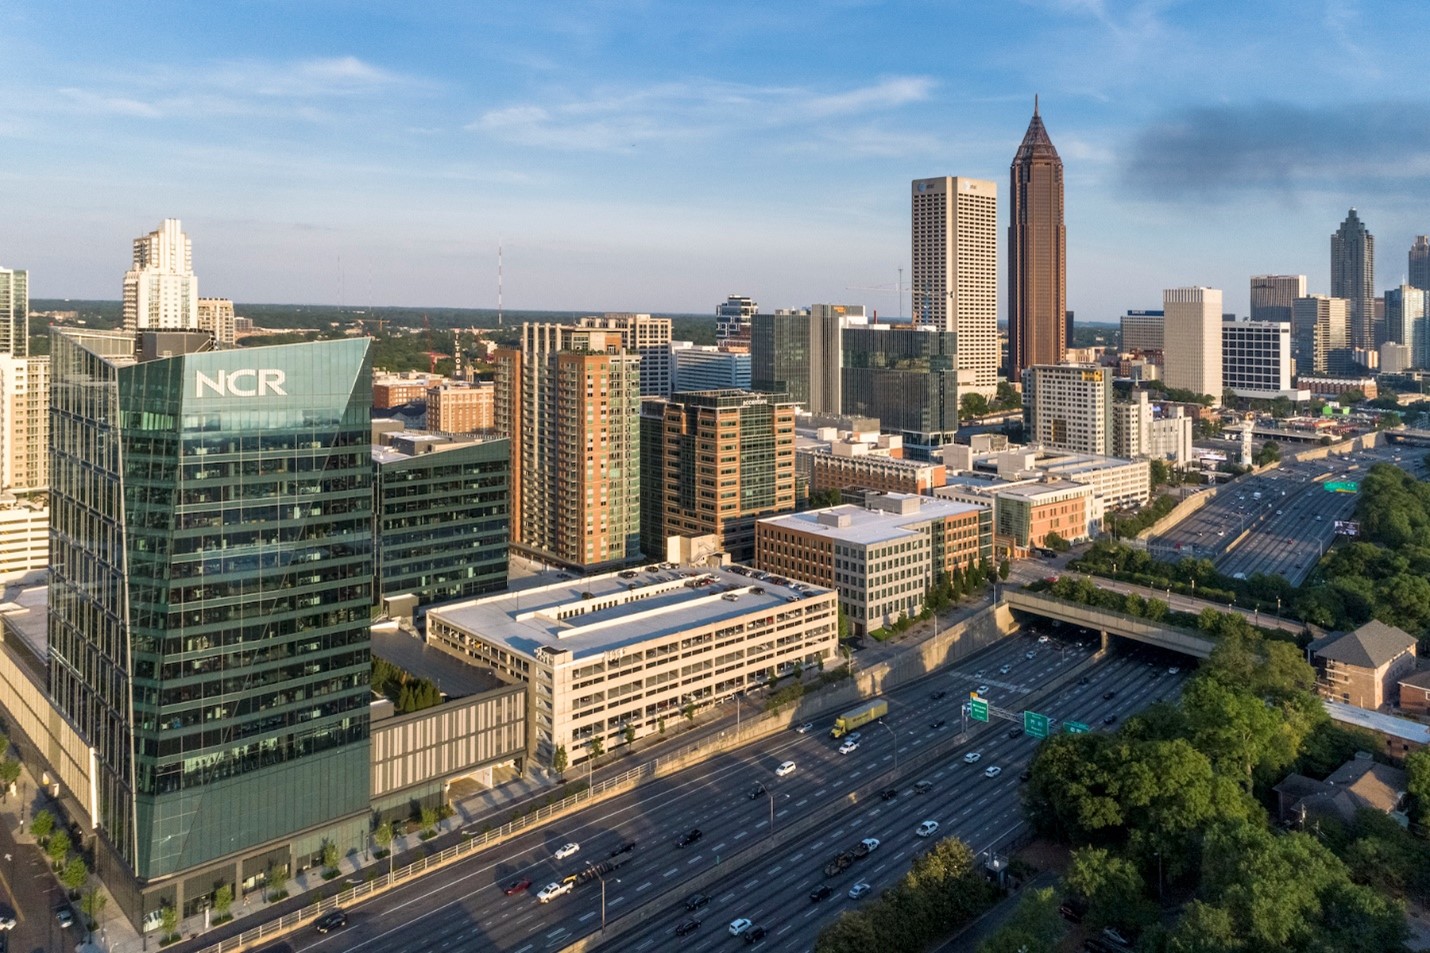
[427,565,838,767]
[1163,286,1223,400]
[0,496,47,577]
[373,372,439,409]
[196,297,236,346]
[0,354,48,492]
[1313,620,1419,710]
[806,452,945,498]
[427,381,495,433]
[1023,364,1111,455]
[578,313,673,397]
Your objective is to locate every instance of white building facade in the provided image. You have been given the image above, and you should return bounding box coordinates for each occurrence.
[122,218,199,334]
[1162,287,1223,400]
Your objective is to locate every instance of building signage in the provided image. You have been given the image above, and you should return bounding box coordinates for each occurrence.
[194,369,288,398]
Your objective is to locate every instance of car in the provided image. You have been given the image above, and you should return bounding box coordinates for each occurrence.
[314,910,348,933]
[685,892,711,911]
[974,669,986,678]
[56,908,75,929]
[749,783,766,800]
[1102,926,1133,947]
[974,684,989,695]
[810,884,834,902]
[504,877,533,895]
[880,787,899,800]
[610,840,637,856]
[1044,574,1060,583]
[1103,714,1119,725]
[1103,690,1116,700]
[1078,676,1090,685]
[1025,651,1036,660]
[729,917,754,936]
[916,820,940,837]
[915,780,934,793]
[930,719,947,729]
[848,881,872,899]
[553,842,580,860]
[795,722,814,733]
[963,751,982,764]
[675,918,701,937]
[538,881,573,903]
[1037,635,1050,644]
[677,828,703,847]
[839,739,860,754]
[844,731,862,744]
[1168,666,1181,675]
[861,837,881,852]
[1008,725,1024,738]
[776,760,796,776]
[984,765,1002,778]
[743,926,767,944]
[930,690,946,700]
[999,664,1012,675]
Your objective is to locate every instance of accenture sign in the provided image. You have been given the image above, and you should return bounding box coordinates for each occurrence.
[194,369,288,398]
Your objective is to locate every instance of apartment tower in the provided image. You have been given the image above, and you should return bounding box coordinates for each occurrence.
[911,176,998,396]
[1385,286,1428,369]
[1022,364,1112,455]
[1162,287,1223,399]
[0,267,28,355]
[122,219,199,334]
[1331,209,1376,349]
[1008,99,1067,380]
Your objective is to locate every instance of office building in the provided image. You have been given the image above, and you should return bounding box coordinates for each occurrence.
[0,267,28,356]
[427,381,494,433]
[196,297,236,346]
[1222,318,1298,400]
[373,371,440,409]
[1110,392,1193,465]
[1120,310,1164,354]
[1385,286,1428,369]
[0,355,49,492]
[1162,287,1223,400]
[639,390,797,564]
[48,330,374,922]
[1411,237,1430,292]
[1292,295,1350,377]
[671,343,751,392]
[493,323,642,572]
[1249,275,1307,325]
[716,295,758,345]
[374,436,509,609]
[992,479,1094,557]
[751,310,812,406]
[757,493,991,637]
[1022,364,1112,455]
[1380,344,1413,375]
[579,313,672,397]
[911,176,999,396]
[122,219,199,334]
[1331,209,1376,349]
[803,451,945,498]
[1008,101,1068,380]
[427,566,838,767]
[808,304,863,415]
[841,325,961,457]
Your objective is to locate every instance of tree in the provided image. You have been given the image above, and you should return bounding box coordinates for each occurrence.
[658,716,667,735]
[977,886,1062,953]
[60,856,88,893]
[47,829,71,867]
[420,805,438,836]
[0,757,20,791]
[1339,388,1366,405]
[998,558,1010,581]
[682,701,696,722]
[960,392,990,420]
[30,807,54,841]
[622,723,636,747]
[160,902,178,937]
[267,862,288,899]
[212,883,233,919]
[373,820,393,855]
[1043,530,1070,552]
[589,735,605,759]
[1149,458,1171,486]
[1269,395,1293,419]
[321,839,339,873]
[550,744,568,776]
[1065,847,1156,934]
[1407,749,1430,827]
[80,887,106,925]
[1254,440,1281,467]
[1182,677,1287,790]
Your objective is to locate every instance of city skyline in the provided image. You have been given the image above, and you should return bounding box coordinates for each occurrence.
[3,2,1429,322]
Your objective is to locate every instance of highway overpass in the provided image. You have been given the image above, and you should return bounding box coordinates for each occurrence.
[1003,588,1217,660]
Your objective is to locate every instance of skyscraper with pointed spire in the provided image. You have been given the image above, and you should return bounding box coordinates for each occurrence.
[1008,97,1067,381]
[1331,208,1375,349]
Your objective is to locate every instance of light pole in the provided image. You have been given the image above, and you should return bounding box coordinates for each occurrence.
[594,870,619,932]
[874,719,898,774]
[764,788,775,835]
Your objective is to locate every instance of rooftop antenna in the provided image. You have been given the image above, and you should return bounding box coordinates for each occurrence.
[498,242,504,327]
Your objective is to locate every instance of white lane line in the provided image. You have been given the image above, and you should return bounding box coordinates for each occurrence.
[635,881,652,892]
[777,809,790,818]
[609,895,625,907]
[663,867,679,877]
[769,864,784,875]
[578,912,596,923]
[721,892,736,902]
[815,788,827,796]
[712,842,727,852]
[734,831,749,840]
[688,856,702,865]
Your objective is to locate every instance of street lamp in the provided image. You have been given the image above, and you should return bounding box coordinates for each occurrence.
[874,719,898,774]
[594,869,620,932]
[764,788,775,835]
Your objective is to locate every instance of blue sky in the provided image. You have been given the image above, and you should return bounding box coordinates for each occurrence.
[2,1,1426,321]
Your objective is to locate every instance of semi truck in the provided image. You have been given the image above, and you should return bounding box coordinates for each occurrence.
[830,699,888,738]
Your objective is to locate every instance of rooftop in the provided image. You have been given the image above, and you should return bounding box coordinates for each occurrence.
[758,494,986,547]
[371,626,505,698]
[1325,699,1430,746]
[1315,620,1418,669]
[428,564,833,663]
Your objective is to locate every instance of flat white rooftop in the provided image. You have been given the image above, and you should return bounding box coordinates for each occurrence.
[759,495,985,547]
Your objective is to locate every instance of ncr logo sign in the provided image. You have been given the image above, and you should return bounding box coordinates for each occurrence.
[194,369,288,398]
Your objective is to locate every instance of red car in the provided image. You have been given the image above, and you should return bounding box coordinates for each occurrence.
[504,877,533,896]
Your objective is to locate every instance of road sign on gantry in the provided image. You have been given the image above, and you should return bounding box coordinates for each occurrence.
[1063,721,1090,734]
[970,697,989,722]
[1023,711,1050,738]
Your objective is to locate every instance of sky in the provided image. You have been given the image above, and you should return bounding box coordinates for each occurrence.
[1,0,1427,322]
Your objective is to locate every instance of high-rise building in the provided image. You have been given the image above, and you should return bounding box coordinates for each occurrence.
[1008,100,1067,381]
[578,313,672,397]
[196,297,236,346]
[1249,275,1307,325]
[494,323,642,571]
[1331,209,1376,349]
[1111,392,1192,466]
[1162,287,1223,400]
[911,176,999,396]
[426,381,494,433]
[639,390,797,563]
[1385,285,1428,369]
[751,310,812,406]
[1022,364,1112,455]
[808,304,864,416]
[0,267,29,356]
[1222,318,1297,400]
[122,219,199,335]
[715,295,758,345]
[48,330,374,921]
[1410,237,1430,293]
[1292,295,1350,377]
[841,325,961,457]
[1120,310,1165,354]
[670,343,752,392]
[0,355,49,492]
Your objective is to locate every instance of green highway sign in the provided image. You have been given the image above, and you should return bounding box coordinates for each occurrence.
[1023,711,1050,739]
[970,698,989,722]
[1063,721,1091,734]
[1324,481,1359,493]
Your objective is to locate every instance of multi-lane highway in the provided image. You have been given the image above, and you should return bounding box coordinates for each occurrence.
[264,630,1188,953]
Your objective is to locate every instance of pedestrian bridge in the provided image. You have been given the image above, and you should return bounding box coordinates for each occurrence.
[1003,588,1217,660]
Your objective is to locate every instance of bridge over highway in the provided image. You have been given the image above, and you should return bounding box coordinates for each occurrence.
[1003,588,1217,659]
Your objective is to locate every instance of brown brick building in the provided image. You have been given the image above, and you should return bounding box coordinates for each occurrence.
[427,381,494,433]
[1312,620,1419,710]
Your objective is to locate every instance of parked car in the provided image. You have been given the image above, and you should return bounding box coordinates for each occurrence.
[56,908,75,929]
[314,911,348,934]
[848,881,872,900]
[916,820,940,837]
[677,828,703,847]
[675,919,701,937]
[504,877,533,895]
[553,842,580,860]
[809,884,833,902]
[685,892,711,911]
[776,761,796,777]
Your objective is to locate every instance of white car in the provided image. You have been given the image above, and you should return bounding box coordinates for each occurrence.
[0,915,14,931]
[729,917,753,936]
[860,837,881,852]
[1025,651,1036,660]
[976,685,990,695]
[963,751,982,764]
[775,760,796,777]
[1037,635,1050,644]
[839,739,860,754]
[984,765,1002,778]
[916,820,940,837]
[1168,666,1181,675]
[795,722,814,733]
[537,881,572,903]
[848,881,872,899]
[553,842,580,860]
[998,664,1011,675]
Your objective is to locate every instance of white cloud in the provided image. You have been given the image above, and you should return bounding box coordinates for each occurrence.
[56,87,163,118]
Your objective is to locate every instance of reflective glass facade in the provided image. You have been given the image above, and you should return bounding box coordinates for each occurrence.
[840,327,961,453]
[49,330,373,881]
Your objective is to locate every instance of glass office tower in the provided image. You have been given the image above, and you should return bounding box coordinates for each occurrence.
[48,330,373,918]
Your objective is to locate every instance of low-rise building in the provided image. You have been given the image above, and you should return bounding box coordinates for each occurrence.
[990,479,1094,556]
[426,565,838,767]
[1298,376,1378,400]
[374,371,440,409]
[427,381,495,433]
[755,493,991,636]
[0,495,46,578]
[1312,620,1418,710]
[1396,669,1430,716]
[1111,392,1194,466]
[1274,754,1408,828]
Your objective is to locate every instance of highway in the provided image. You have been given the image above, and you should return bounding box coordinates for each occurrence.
[263,629,1187,953]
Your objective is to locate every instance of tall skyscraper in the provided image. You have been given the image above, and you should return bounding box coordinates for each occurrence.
[1162,287,1223,399]
[1410,236,1430,292]
[1249,275,1307,325]
[751,310,812,406]
[494,322,642,570]
[841,325,961,457]
[48,330,374,920]
[1385,285,1428,369]
[1331,209,1375,349]
[1292,295,1350,376]
[1008,99,1067,381]
[911,175,998,396]
[123,219,199,335]
[715,295,758,345]
[0,267,29,356]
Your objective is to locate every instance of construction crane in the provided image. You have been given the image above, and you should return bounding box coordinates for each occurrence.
[846,267,905,319]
